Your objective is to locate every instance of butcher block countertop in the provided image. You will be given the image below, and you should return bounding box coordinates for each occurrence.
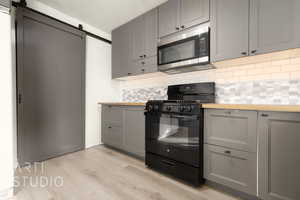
[98,102,146,106]
[98,102,300,112]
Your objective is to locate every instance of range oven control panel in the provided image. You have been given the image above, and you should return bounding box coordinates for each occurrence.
[146,101,201,115]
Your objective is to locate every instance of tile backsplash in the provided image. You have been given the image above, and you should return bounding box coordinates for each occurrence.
[120,49,300,105]
[121,79,300,105]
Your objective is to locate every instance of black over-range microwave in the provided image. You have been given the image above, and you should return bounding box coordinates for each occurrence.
[158,23,213,74]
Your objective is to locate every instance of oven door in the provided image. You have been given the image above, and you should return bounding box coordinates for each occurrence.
[158,31,209,72]
[146,112,202,167]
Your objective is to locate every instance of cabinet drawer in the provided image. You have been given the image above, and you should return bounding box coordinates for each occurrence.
[102,105,123,125]
[102,123,123,149]
[204,144,257,196]
[204,109,257,152]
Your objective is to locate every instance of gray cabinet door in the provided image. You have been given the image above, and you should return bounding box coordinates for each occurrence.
[112,22,132,78]
[101,105,123,149]
[180,0,210,29]
[0,0,10,9]
[131,15,146,62]
[144,8,158,58]
[123,107,145,158]
[158,0,180,38]
[250,0,300,56]
[204,109,258,153]
[204,144,257,195]
[210,0,249,62]
[258,112,300,200]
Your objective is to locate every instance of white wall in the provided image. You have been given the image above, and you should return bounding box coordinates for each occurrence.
[0,11,14,199]
[85,36,120,148]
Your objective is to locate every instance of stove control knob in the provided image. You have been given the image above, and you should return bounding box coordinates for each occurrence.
[148,105,153,112]
[166,106,172,111]
[185,106,193,112]
[180,106,185,112]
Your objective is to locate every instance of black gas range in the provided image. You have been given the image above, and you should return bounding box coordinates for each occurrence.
[145,82,215,186]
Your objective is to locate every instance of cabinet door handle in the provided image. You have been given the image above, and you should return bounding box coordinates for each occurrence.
[176,27,180,30]
[251,50,257,54]
[224,111,231,115]
[139,55,143,58]
[224,150,231,154]
[261,113,269,117]
[241,52,247,56]
[143,55,146,58]
[127,72,132,75]
[141,69,145,72]
[181,25,185,29]
[108,126,112,129]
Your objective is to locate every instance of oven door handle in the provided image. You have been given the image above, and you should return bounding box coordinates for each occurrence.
[171,115,198,120]
[161,160,176,167]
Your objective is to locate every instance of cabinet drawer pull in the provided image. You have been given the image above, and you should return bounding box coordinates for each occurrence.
[181,25,185,29]
[224,150,231,154]
[261,113,269,117]
[175,27,180,30]
[241,52,247,56]
[108,126,112,129]
[224,111,232,115]
[251,50,257,54]
[139,55,143,58]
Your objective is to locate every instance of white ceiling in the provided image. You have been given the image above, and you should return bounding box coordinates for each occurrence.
[33,0,167,33]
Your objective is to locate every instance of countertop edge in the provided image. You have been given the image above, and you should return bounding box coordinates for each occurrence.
[98,102,300,113]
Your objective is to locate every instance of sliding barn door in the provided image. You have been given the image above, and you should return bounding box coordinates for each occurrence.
[16,8,86,166]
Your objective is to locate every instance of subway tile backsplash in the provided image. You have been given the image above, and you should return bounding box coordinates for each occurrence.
[122,79,300,105]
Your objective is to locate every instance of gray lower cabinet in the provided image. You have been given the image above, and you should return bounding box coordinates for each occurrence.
[258,112,300,200]
[123,107,145,158]
[101,105,145,158]
[210,0,250,62]
[204,109,258,153]
[249,0,300,56]
[204,144,257,196]
[101,106,123,148]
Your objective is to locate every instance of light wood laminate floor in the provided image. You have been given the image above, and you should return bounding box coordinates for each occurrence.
[12,145,240,200]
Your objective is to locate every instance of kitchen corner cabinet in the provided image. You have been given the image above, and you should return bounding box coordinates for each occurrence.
[250,0,300,56]
[158,0,210,38]
[210,0,250,62]
[258,112,300,200]
[101,105,145,158]
[112,9,158,78]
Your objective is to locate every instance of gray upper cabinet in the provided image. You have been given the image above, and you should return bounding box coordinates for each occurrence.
[0,0,10,10]
[123,107,145,158]
[111,23,132,78]
[131,8,158,75]
[132,15,146,62]
[158,0,209,38]
[258,112,300,200]
[180,0,210,30]
[158,0,180,38]
[210,0,250,62]
[204,109,258,153]
[249,0,300,56]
